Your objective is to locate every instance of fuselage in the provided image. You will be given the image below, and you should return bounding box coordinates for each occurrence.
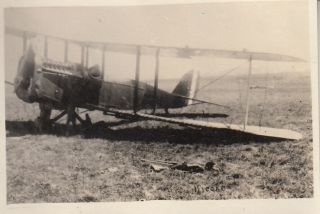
[14,49,188,111]
[34,66,183,110]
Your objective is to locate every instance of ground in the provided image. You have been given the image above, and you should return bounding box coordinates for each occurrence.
[5,71,313,203]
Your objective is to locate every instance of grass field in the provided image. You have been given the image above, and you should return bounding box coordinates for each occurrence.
[5,71,313,203]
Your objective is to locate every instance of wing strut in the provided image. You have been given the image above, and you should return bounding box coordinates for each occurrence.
[101,46,106,80]
[64,40,69,62]
[133,46,141,113]
[44,36,48,58]
[85,46,89,68]
[81,45,85,66]
[153,48,160,114]
[22,32,27,53]
[244,56,253,129]
[258,70,269,126]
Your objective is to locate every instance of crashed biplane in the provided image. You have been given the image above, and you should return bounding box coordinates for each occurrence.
[5,26,304,140]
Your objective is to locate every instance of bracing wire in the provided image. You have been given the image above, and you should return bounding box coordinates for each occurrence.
[197,62,246,92]
[194,62,247,117]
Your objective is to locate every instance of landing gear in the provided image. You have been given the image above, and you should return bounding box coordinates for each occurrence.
[35,103,92,136]
[66,106,76,136]
[35,103,52,133]
[165,108,170,115]
[65,106,93,136]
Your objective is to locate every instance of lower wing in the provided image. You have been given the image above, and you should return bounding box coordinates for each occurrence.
[108,109,302,141]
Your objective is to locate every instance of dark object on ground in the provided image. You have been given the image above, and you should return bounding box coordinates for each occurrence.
[142,158,216,173]
[171,162,205,173]
[205,161,215,170]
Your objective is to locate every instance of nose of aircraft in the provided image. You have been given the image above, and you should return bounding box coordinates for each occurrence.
[14,45,37,103]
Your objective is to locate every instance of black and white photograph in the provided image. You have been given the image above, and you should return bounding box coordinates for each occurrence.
[1,0,318,212]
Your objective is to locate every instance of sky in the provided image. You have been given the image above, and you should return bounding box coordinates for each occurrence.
[4,1,310,82]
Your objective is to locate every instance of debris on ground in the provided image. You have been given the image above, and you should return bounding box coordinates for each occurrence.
[171,162,204,173]
[141,158,218,174]
[205,161,214,170]
[150,164,169,172]
[107,167,119,173]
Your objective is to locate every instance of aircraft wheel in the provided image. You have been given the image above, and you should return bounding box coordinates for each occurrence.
[35,103,52,133]
[66,106,76,136]
[35,116,52,133]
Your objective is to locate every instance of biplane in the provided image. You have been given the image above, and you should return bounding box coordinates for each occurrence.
[5,26,304,140]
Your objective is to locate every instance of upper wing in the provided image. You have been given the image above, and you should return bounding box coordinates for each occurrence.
[5,26,304,62]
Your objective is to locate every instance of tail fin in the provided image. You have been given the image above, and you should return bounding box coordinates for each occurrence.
[171,70,199,107]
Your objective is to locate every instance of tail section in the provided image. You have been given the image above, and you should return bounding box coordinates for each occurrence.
[171,70,199,107]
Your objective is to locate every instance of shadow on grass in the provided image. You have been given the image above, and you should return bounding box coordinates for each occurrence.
[154,113,228,119]
[5,120,286,144]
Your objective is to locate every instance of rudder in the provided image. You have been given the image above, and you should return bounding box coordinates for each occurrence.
[171,70,199,107]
